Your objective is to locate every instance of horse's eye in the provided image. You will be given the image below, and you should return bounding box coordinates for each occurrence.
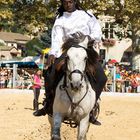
[84,57,88,61]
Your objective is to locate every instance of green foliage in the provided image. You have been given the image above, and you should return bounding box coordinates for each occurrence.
[0,0,139,53]
[0,0,14,31]
[13,0,48,34]
[39,28,51,48]
[79,0,140,52]
[26,38,45,56]
[0,0,139,34]
[0,42,5,46]
[0,0,56,33]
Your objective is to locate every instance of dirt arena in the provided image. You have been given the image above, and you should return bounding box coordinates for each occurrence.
[0,89,140,140]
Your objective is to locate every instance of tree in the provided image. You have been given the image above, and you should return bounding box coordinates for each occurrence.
[0,0,14,31]
[39,28,51,48]
[13,0,44,33]
[112,0,140,53]
[25,37,45,56]
[1,0,139,57]
[12,0,57,34]
[79,0,140,53]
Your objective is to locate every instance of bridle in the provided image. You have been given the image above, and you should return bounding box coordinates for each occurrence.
[68,69,84,81]
[60,45,89,127]
[66,44,87,82]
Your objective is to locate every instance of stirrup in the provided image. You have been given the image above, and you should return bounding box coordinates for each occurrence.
[91,101,100,121]
[33,108,46,116]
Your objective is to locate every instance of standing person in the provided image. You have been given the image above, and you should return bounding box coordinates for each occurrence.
[33,0,107,125]
[33,69,42,111]
[4,69,9,88]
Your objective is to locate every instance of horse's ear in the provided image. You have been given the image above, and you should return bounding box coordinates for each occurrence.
[79,36,89,48]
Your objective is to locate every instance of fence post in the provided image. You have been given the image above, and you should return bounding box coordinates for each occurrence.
[13,64,18,88]
[113,66,116,92]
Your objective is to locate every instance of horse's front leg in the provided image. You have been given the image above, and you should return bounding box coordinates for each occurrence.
[77,115,90,140]
[51,112,62,140]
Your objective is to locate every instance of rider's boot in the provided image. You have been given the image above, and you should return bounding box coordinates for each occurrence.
[33,100,50,116]
[89,99,101,125]
[33,91,54,116]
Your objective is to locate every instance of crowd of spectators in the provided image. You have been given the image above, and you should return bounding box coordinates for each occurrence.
[0,68,12,88]
[0,65,140,93]
[0,68,33,89]
[104,61,140,93]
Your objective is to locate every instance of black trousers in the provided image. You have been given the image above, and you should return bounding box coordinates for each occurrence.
[43,53,66,97]
[43,54,107,101]
[87,62,107,100]
[33,88,41,110]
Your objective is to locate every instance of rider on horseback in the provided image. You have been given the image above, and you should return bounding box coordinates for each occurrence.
[33,0,107,125]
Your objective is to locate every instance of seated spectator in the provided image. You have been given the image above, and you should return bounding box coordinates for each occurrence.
[0,69,5,88]
[124,72,132,93]
[115,65,123,92]
[130,72,139,93]
[136,72,140,93]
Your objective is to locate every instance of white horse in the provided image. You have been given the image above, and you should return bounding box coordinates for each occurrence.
[49,36,96,140]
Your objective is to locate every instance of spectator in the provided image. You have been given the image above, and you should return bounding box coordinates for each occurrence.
[0,68,5,88]
[32,69,42,111]
[131,72,139,93]
[136,72,140,93]
[4,69,9,88]
[123,72,132,93]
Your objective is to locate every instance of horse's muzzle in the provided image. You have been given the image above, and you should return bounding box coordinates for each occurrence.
[69,69,84,91]
[69,69,84,81]
[70,82,82,91]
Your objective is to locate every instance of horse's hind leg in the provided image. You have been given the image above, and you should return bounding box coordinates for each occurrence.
[77,115,90,140]
[51,113,62,140]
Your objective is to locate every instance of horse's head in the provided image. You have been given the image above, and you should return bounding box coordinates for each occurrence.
[66,46,87,91]
[64,33,89,91]
[62,32,99,91]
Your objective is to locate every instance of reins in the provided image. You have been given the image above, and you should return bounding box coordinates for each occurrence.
[63,45,89,113]
[59,44,90,128]
[60,72,89,128]
[65,80,89,114]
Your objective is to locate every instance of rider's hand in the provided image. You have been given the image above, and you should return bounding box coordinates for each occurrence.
[46,55,55,67]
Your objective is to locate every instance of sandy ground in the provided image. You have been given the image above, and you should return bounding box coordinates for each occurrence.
[0,89,140,140]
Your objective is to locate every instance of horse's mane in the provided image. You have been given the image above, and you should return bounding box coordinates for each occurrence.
[62,38,79,52]
[61,34,99,76]
[86,47,99,76]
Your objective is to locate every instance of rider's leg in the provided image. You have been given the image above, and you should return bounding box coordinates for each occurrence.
[88,61,107,100]
[94,62,107,100]
[88,61,107,125]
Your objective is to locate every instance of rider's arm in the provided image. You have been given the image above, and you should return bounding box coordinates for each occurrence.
[49,19,64,58]
[87,14,102,42]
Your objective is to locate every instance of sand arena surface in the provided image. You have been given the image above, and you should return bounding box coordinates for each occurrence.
[0,89,140,140]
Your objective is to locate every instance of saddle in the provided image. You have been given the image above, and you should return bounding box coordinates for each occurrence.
[55,59,65,72]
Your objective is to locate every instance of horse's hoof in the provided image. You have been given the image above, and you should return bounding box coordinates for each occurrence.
[52,138,61,140]
[52,135,61,140]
